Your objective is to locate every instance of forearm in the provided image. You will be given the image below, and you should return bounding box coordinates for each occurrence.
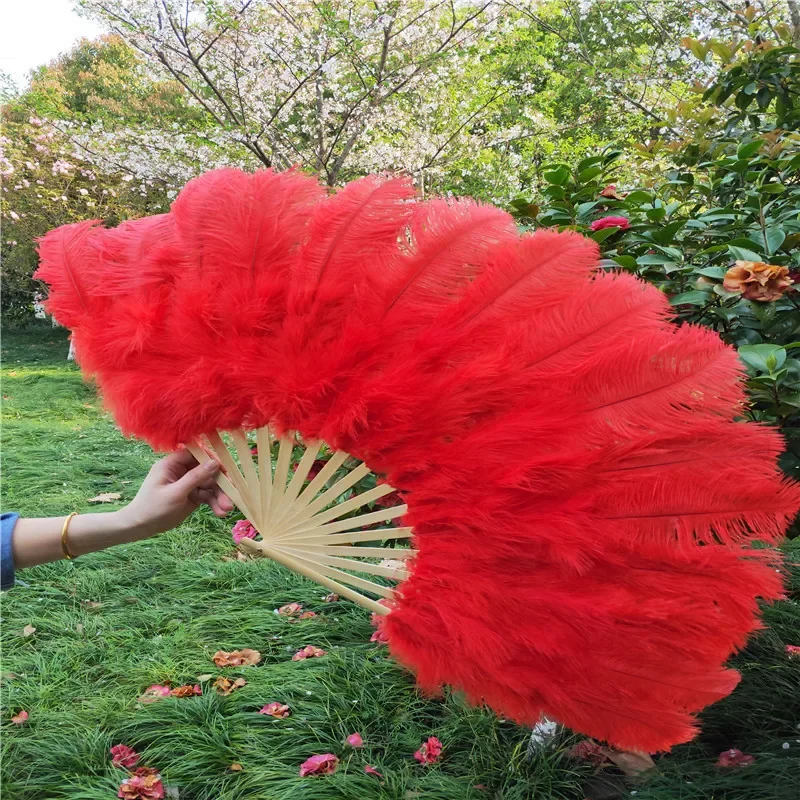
[12,511,150,569]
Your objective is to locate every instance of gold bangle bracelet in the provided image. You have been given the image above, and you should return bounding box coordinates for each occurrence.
[61,512,78,560]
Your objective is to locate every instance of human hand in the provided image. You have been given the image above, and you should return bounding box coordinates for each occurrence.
[119,449,234,537]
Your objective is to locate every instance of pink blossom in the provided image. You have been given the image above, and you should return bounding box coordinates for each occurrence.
[299,753,339,777]
[364,765,383,777]
[414,736,443,765]
[259,702,291,718]
[232,519,257,544]
[785,644,800,658]
[716,749,755,767]
[110,743,140,768]
[346,732,364,747]
[292,645,327,661]
[590,215,630,231]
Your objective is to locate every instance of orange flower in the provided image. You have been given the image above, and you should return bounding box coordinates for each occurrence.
[723,260,793,302]
[212,649,261,667]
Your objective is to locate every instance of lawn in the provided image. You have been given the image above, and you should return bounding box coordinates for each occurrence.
[1,326,799,800]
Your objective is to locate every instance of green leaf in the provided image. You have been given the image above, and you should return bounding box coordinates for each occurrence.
[728,245,763,262]
[590,226,621,243]
[543,165,570,186]
[736,140,764,160]
[578,165,604,182]
[652,220,686,245]
[646,207,667,221]
[761,183,785,194]
[543,184,566,200]
[764,227,786,255]
[613,255,638,269]
[738,344,787,373]
[576,155,604,173]
[637,254,675,266]
[670,291,709,306]
[696,266,727,279]
[623,190,653,204]
[575,200,601,219]
[756,86,773,110]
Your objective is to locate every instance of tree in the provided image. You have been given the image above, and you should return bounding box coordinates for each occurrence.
[78,0,508,185]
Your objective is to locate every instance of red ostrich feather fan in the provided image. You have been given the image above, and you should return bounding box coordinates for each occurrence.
[36,167,800,753]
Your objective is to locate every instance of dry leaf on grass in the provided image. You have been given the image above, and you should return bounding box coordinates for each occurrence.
[212,649,261,667]
[21,625,35,637]
[87,492,122,503]
[170,684,202,697]
[81,600,103,609]
[196,674,214,682]
[229,763,243,772]
[214,677,247,696]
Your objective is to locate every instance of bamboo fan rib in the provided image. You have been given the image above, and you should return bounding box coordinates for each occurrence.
[186,425,413,615]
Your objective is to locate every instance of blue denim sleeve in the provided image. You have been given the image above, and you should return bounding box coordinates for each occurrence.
[1,512,19,590]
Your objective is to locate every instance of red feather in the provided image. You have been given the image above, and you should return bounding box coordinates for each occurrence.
[36,167,800,752]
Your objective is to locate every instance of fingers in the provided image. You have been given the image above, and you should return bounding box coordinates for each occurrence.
[189,486,234,517]
[174,458,221,496]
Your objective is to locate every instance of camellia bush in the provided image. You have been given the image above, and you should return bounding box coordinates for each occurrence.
[511,15,800,511]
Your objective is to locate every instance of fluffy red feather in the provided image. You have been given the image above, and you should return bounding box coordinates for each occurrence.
[35,167,800,752]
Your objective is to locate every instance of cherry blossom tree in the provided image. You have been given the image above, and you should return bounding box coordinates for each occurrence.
[77,0,506,184]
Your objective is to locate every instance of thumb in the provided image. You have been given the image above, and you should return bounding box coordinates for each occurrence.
[174,459,221,496]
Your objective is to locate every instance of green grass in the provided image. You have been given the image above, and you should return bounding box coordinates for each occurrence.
[2,326,799,800]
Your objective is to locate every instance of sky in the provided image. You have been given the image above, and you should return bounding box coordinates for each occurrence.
[0,0,106,91]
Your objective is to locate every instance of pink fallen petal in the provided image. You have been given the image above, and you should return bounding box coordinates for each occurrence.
[138,685,171,704]
[298,611,317,619]
[716,749,756,767]
[346,732,364,748]
[11,710,28,725]
[414,736,443,765]
[364,765,383,778]
[278,602,304,617]
[110,743,140,768]
[299,753,339,777]
[567,739,609,766]
[292,645,327,661]
[590,215,630,232]
[232,519,258,544]
[259,702,291,718]
[785,644,800,658]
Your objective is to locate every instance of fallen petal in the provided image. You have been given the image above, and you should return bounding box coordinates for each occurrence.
[716,748,756,767]
[212,649,261,667]
[110,743,140,768]
[299,753,339,777]
[137,685,171,704]
[259,702,291,718]
[346,732,364,748]
[11,710,28,725]
[364,765,383,778]
[414,736,443,765]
